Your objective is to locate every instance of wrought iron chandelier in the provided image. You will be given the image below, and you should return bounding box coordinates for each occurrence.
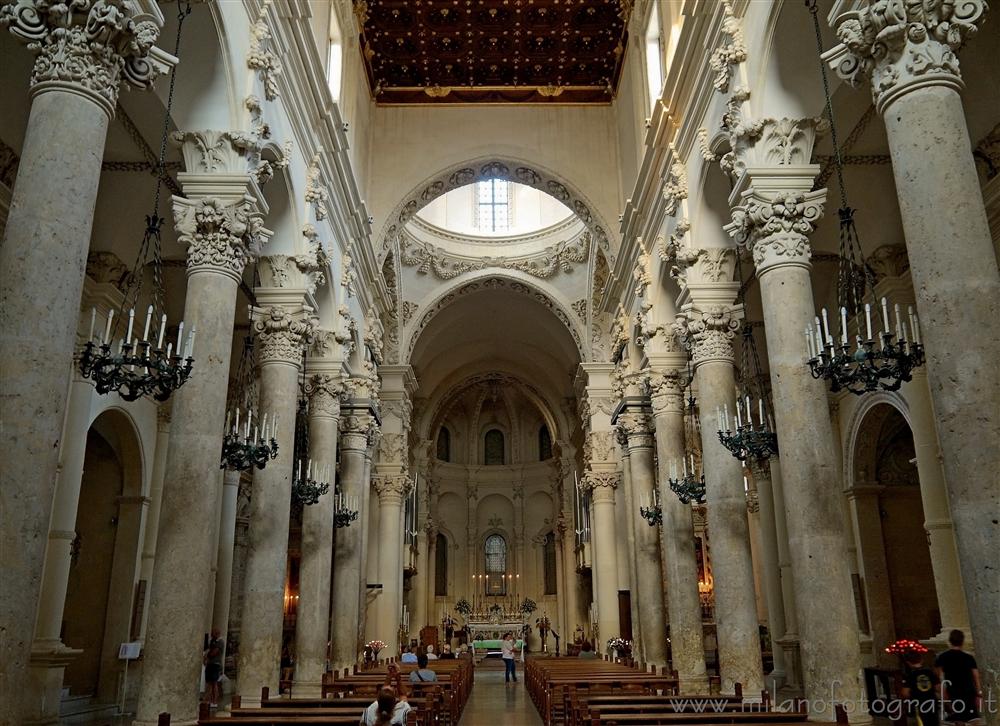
[334,483,360,528]
[78,3,195,402]
[804,0,924,395]
[668,362,706,505]
[718,323,779,462]
[639,486,662,527]
[220,335,278,471]
[291,349,331,507]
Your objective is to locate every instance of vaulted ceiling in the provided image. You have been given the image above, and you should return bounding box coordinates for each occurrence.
[355,0,632,104]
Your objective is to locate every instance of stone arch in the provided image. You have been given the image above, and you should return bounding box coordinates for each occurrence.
[377,157,616,261]
[844,391,912,490]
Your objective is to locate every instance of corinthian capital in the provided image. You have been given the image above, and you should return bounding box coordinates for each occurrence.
[616,412,655,450]
[725,190,826,275]
[373,474,410,502]
[252,303,316,366]
[648,369,686,415]
[582,471,620,502]
[833,0,988,113]
[305,373,343,419]
[173,197,265,280]
[675,303,743,366]
[1,0,161,116]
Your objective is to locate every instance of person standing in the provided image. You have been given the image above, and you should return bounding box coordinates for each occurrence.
[502,631,517,683]
[203,628,225,708]
[935,630,982,725]
[901,650,940,726]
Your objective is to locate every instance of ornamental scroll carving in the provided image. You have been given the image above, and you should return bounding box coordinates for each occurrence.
[675,304,742,365]
[662,157,689,217]
[377,432,407,465]
[582,471,620,502]
[247,0,281,101]
[252,304,316,364]
[834,0,987,112]
[373,474,410,501]
[725,191,826,274]
[617,412,655,450]
[648,369,686,415]
[708,0,746,93]
[173,197,265,279]
[586,431,616,464]
[306,374,343,418]
[1,0,161,113]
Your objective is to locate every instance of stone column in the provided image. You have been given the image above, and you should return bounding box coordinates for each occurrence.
[769,459,802,698]
[330,408,372,669]
[0,10,160,718]
[583,471,621,652]
[138,406,172,637]
[726,153,865,719]
[846,483,895,668]
[293,373,343,696]
[425,519,438,631]
[616,443,643,653]
[747,458,787,688]
[835,3,999,697]
[372,475,409,656]
[136,137,264,725]
[676,296,764,696]
[236,299,315,707]
[649,366,712,696]
[616,410,669,668]
[212,469,241,660]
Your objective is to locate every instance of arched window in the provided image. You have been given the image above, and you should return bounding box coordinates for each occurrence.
[539,424,552,461]
[644,5,664,113]
[435,533,448,596]
[543,531,557,595]
[484,534,507,595]
[484,429,504,465]
[476,179,511,233]
[327,8,343,101]
[437,426,451,462]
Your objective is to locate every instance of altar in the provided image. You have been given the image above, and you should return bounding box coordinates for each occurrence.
[466,620,526,641]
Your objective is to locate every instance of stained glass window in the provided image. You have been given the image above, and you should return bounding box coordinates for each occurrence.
[476,179,510,233]
[485,429,504,465]
[485,534,507,595]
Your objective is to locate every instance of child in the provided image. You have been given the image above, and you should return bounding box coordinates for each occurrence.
[901,650,940,726]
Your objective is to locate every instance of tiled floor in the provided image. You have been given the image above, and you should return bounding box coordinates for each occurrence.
[460,661,543,725]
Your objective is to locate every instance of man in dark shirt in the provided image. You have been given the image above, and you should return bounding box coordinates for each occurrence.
[935,630,982,724]
[902,650,940,726]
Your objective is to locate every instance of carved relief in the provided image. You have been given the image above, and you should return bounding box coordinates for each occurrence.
[294,224,328,295]
[401,301,419,326]
[648,369,686,415]
[306,374,343,418]
[252,304,317,364]
[173,197,264,278]
[708,0,746,93]
[586,431,616,464]
[247,0,281,101]
[363,309,384,365]
[377,432,407,464]
[86,251,132,291]
[572,298,588,325]
[662,157,689,217]
[305,153,329,221]
[725,191,826,274]
[675,304,742,365]
[341,253,357,296]
[633,248,652,298]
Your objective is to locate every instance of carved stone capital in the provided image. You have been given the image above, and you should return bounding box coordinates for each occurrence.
[585,430,616,464]
[171,130,256,176]
[725,190,826,276]
[173,196,264,281]
[672,246,738,288]
[582,471,620,502]
[377,432,407,465]
[305,374,343,419]
[373,474,410,503]
[1,0,161,117]
[616,412,655,451]
[251,303,316,366]
[339,412,373,452]
[833,0,987,114]
[675,304,743,366]
[648,369,686,415]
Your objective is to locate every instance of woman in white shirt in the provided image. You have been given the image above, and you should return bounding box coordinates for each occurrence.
[361,686,412,725]
[501,632,517,683]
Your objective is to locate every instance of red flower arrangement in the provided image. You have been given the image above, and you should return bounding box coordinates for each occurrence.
[885,639,929,656]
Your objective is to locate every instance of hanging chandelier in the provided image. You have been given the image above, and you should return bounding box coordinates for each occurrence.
[639,486,662,527]
[78,3,195,402]
[718,324,779,461]
[291,349,331,507]
[668,362,706,505]
[804,1,924,395]
[334,483,360,528]
[220,334,278,471]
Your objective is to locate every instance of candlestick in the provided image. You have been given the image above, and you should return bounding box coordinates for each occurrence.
[126,307,135,344]
[176,321,184,355]
[821,308,831,344]
[758,398,764,429]
[805,327,814,358]
[157,313,167,349]
[840,306,848,345]
[864,303,873,341]
[142,305,153,342]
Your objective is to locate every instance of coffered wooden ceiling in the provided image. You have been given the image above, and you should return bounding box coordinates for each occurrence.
[354,0,633,104]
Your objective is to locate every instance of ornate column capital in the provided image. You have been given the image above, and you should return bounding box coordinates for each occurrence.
[582,471,620,503]
[305,373,343,420]
[1,0,162,117]
[373,474,410,504]
[648,368,687,415]
[725,188,826,276]
[616,411,655,451]
[339,412,373,452]
[670,246,738,289]
[833,0,988,114]
[173,196,265,281]
[584,430,616,466]
[251,303,316,367]
[674,303,743,367]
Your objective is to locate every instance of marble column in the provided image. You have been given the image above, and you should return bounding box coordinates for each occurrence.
[136,146,264,725]
[768,459,802,698]
[747,458,787,688]
[584,471,621,652]
[425,520,438,632]
[212,470,241,660]
[616,444,643,654]
[236,300,315,707]
[372,474,409,656]
[676,299,764,696]
[138,406,172,637]
[649,372,708,694]
[835,4,999,699]
[0,12,160,719]
[330,409,372,669]
[904,372,971,639]
[617,410,669,668]
[293,373,343,696]
[727,155,865,720]
[847,483,895,668]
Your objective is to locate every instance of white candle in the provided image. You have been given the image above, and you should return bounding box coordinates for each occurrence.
[907,307,918,344]
[880,297,890,334]
[176,321,184,354]
[735,401,742,427]
[261,413,268,436]
[840,306,848,345]
[894,303,903,340]
[723,403,729,431]
[682,457,687,476]
[865,303,873,341]
[126,307,135,344]
[297,460,302,480]
[166,342,172,359]
[745,395,751,425]
[821,308,831,344]
[912,311,921,345]
[689,454,695,474]
[88,308,96,341]
[805,327,814,358]
[758,398,764,428]
[104,309,114,344]
[246,408,252,439]
[157,313,167,349]
[142,304,153,342]
[185,328,196,358]
[235,407,240,435]
[253,424,258,441]
[272,415,278,439]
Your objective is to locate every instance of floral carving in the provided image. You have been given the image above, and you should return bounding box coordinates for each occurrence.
[377,432,407,464]
[86,250,132,291]
[363,309,384,365]
[173,197,265,279]
[306,374,343,418]
[725,191,826,274]
[648,369,686,414]
[373,474,410,501]
[586,431,616,463]
[708,0,746,93]
[662,157,689,217]
[171,130,254,175]
[1,0,161,113]
[252,304,316,364]
[572,298,588,324]
[342,253,357,296]
[247,0,281,100]
[401,301,419,326]
[294,224,328,294]
[305,153,329,221]
[675,304,742,365]
[633,248,652,298]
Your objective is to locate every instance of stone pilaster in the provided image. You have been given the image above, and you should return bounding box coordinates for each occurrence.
[615,409,669,668]
[648,366,709,694]
[675,297,763,696]
[835,4,999,694]
[293,372,343,697]
[0,9,161,719]
[726,153,866,720]
[372,473,410,656]
[236,298,316,707]
[582,470,621,652]
[136,133,264,724]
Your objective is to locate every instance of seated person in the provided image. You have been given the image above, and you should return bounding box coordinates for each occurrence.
[578,640,598,659]
[425,644,438,660]
[409,654,438,683]
[383,662,407,698]
[439,644,456,660]
[400,646,418,664]
[362,686,412,725]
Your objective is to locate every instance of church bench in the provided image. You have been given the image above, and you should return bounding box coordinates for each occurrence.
[571,695,754,725]
[588,712,808,726]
